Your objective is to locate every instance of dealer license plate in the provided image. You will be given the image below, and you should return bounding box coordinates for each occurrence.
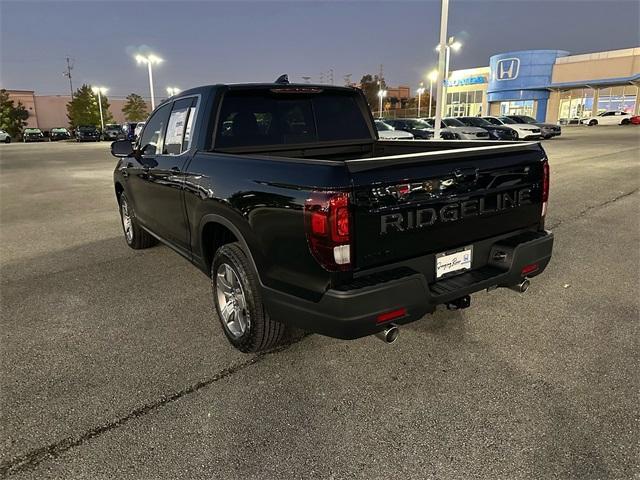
[436,246,472,279]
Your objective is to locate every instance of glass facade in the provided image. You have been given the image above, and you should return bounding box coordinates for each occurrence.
[446,90,483,117]
[558,85,638,123]
[499,100,535,116]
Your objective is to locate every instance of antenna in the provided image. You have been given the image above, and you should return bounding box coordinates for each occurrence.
[275,74,290,84]
[63,57,74,98]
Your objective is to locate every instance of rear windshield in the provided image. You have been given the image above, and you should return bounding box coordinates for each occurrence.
[215,89,371,149]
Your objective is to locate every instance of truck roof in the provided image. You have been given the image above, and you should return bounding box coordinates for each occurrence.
[170,83,358,100]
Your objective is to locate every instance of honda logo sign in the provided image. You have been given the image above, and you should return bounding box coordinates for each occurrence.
[496,58,520,81]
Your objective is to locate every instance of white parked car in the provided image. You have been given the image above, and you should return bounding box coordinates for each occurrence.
[0,129,11,143]
[482,116,542,140]
[374,120,414,140]
[581,110,632,126]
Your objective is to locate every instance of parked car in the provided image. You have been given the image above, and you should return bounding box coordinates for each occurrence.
[482,116,542,140]
[118,123,138,141]
[0,129,11,143]
[506,115,561,139]
[423,118,488,140]
[457,116,517,140]
[103,124,122,141]
[442,117,491,140]
[50,127,72,141]
[629,115,640,125]
[75,125,101,142]
[22,128,46,142]
[110,81,553,352]
[375,120,414,140]
[581,110,633,126]
[383,119,432,139]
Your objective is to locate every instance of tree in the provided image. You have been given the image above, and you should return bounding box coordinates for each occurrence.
[122,93,149,122]
[66,84,113,128]
[358,74,387,111]
[0,89,29,138]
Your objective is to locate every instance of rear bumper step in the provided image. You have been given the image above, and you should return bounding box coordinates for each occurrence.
[263,230,553,340]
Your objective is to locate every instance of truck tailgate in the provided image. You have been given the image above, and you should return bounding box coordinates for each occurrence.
[346,143,547,269]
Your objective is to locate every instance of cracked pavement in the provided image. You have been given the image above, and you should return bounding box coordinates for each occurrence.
[1,127,639,479]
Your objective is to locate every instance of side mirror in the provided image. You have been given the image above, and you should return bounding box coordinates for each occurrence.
[111,140,135,158]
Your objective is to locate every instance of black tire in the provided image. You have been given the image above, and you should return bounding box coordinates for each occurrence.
[211,243,286,353]
[118,192,157,249]
[621,118,630,125]
[4,137,10,144]
[512,131,519,140]
[589,120,597,126]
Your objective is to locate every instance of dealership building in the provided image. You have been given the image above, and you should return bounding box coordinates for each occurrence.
[445,47,640,123]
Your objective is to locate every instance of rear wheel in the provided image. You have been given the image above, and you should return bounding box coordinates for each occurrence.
[621,118,630,125]
[589,119,598,126]
[4,137,10,143]
[211,243,286,352]
[118,192,157,249]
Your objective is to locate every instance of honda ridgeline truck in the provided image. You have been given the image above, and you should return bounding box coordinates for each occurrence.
[111,79,553,352]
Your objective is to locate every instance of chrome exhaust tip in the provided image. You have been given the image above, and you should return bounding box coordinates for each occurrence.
[508,278,530,293]
[375,324,399,344]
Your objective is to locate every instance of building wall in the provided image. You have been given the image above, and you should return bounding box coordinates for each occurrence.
[444,66,489,116]
[552,48,640,83]
[6,91,151,131]
[6,90,39,128]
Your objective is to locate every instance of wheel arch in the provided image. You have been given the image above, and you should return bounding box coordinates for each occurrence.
[199,214,265,284]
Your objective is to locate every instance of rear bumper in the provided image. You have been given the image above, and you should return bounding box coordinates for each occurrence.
[264,230,553,339]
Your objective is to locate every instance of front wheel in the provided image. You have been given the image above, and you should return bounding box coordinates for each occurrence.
[212,243,286,353]
[4,137,10,144]
[589,120,598,126]
[118,192,157,249]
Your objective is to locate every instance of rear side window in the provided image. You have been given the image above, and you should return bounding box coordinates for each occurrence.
[215,90,371,149]
[163,97,197,155]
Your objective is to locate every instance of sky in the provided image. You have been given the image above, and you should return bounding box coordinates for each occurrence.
[1,0,639,98]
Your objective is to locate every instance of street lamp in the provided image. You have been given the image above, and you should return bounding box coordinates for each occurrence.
[427,69,439,117]
[416,85,425,118]
[166,87,181,97]
[434,36,462,116]
[91,86,107,132]
[377,89,387,118]
[135,53,163,110]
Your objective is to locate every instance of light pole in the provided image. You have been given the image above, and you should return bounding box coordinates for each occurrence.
[428,69,438,117]
[166,87,180,97]
[416,85,425,118]
[435,37,462,118]
[377,89,387,118]
[91,86,107,132]
[135,54,163,110]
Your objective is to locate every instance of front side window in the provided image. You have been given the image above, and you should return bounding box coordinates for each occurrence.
[139,103,172,155]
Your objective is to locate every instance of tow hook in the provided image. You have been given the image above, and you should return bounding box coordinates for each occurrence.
[446,295,471,310]
[507,278,530,293]
[375,324,399,344]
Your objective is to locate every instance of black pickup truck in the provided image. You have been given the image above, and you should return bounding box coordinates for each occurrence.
[111,80,553,352]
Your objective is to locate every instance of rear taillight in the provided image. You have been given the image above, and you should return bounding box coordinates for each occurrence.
[304,192,352,271]
[541,160,550,217]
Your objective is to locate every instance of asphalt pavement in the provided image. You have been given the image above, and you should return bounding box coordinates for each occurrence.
[1,127,638,479]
